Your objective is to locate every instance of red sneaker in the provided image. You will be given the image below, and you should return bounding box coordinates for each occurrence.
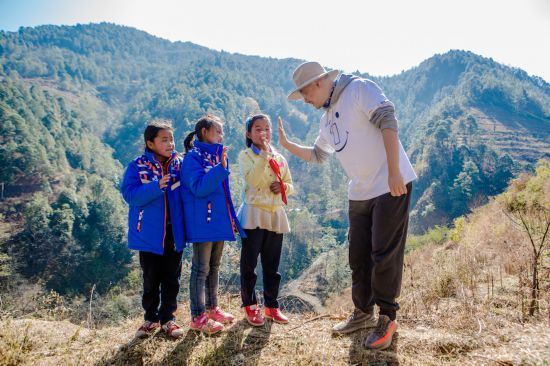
[264,307,289,324]
[135,320,159,338]
[161,320,185,338]
[189,313,224,335]
[208,306,235,324]
[244,305,265,326]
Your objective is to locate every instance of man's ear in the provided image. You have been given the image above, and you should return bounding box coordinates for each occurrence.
[146,140,154,150]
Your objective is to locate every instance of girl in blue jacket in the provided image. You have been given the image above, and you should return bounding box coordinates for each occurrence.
[121,120,186,339]
[182,114,245,335]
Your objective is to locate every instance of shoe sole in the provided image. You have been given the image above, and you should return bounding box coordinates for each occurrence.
[164,332,185,338]
[135,332,151,338]
[135,328,159,338]
[245,317,265,327]
[364,322,398,350]
[332,320,377,335]
[264,314,289,324]
[189,327,223,335]
[213,318,234,325]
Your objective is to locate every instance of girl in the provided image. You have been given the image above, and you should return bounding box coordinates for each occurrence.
[237,114,294,326]
[181,114,245,335]
[121,119,185,339]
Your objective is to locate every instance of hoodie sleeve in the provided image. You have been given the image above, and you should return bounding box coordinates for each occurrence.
[311,132,334,164]
[182,152,229,198]
[354,79,398,131]
[121,162,164,207]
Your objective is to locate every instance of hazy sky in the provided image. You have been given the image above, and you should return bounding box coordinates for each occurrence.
[1,0,549,81]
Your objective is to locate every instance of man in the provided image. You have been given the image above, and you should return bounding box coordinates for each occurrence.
[278,61,417,350]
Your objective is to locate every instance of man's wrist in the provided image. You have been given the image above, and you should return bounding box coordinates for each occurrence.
[388,167,401,177]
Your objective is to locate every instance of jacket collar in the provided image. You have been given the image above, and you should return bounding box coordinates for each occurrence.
[250,144,273,155]
[194,141,223,155]
[251,144,261,155]
[143,149,177,164]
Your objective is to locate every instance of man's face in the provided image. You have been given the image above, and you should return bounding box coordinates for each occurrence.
[300,79,328,109]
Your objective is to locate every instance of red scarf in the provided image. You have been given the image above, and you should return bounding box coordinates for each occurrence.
[268,158,287,205]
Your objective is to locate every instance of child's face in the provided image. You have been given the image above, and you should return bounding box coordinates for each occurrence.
[247,118,271,148]
[203,123,224,144]
[147,129,175,159]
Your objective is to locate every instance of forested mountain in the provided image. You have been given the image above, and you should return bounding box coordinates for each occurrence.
[375,51,550,229]
[0,23,548,296]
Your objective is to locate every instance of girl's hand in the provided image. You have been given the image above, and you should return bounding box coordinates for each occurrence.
[270,181,282,194]
[221,146,229,169]
[278,117,288,148]
[159,174,170,190]
[259,136,270,152]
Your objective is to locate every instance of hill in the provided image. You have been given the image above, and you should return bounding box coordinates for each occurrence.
[0,23,549,309]
[2,163,549,365]
[1,24,548,237]
[375,50,550,231]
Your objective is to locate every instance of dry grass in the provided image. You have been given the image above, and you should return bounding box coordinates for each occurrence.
[2,198,550,365]
[1,293,549,366]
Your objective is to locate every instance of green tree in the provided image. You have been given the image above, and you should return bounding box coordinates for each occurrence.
[14,193,53,277]
[498,159,550,316]
[76,177,132,293]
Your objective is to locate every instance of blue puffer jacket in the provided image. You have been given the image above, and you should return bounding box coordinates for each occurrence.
[181,141,245,243]
[121,149,186,254]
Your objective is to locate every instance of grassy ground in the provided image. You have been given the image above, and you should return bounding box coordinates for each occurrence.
[2,196,550,365]
[1,290,549,366]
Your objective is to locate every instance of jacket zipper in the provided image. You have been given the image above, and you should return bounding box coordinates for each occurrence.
[205,147,237,233]
[159,155,173,250]
[222,181,237,234]
[162,192,167,248]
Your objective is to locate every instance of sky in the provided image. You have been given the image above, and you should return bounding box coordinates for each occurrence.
[1,0,549,81]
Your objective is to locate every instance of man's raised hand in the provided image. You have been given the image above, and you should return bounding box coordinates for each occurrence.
[278,117,288,148]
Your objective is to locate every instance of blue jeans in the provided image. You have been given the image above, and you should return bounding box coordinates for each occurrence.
[189,241,224,317]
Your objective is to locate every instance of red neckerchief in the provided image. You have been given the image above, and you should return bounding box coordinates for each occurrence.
[268,157,287,205]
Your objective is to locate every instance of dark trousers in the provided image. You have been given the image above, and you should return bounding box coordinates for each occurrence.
[348,183,412,320]
[139,227,183,324]
[240,228,283,308]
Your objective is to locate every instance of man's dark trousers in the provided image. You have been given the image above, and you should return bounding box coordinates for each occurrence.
[348,182,412,320]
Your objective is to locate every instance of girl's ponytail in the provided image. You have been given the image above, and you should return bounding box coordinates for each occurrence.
[184,114,224,153]
[183,131,197,152]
